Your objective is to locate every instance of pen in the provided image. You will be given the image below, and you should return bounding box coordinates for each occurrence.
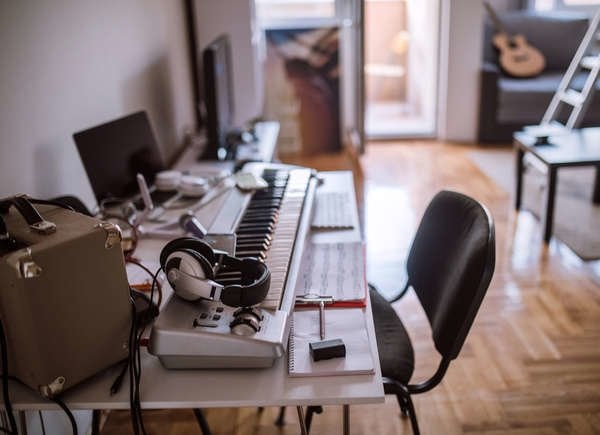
[319,300,325,340]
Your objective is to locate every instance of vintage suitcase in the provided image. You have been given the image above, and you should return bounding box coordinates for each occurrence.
[0,196,131,397]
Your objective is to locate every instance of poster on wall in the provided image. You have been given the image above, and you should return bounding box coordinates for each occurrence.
[264,27,341,155]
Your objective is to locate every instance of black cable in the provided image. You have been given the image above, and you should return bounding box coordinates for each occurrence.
[126,260,163,309]
[0,319,18,435]
[109,359,129,396]
[38,410,46,435]
[134,327,147,435]
[0,374,78,435]
[150,267,162,312]
[127,301,140,435]
[126,299,148,435]
[50,396,77,435]
[0,320,77,435]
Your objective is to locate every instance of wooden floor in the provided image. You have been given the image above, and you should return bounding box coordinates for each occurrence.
[102,140,600,434]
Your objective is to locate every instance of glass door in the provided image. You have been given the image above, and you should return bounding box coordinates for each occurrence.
[364,0,440,139]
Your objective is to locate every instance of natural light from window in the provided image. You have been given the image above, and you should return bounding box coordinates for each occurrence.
[255,0,335,21]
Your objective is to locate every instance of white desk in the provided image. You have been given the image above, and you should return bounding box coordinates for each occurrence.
[7,170,383,432]
[176,121,280,169]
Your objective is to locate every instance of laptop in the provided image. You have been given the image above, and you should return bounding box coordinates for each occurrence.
[73,111,171,207]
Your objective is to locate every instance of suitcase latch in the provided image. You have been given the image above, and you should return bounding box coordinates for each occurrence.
[39,376,66,398]
[18,248,42,278]
[30,220,56,235]
[96,222,122,249]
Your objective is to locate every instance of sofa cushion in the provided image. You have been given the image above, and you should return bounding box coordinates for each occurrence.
[497,72,600,124]
[483,11,589,72]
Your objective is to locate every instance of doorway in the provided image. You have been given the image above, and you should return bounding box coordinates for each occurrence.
[364,0,440,139]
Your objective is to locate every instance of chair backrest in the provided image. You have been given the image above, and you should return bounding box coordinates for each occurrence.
[406,190,495,360]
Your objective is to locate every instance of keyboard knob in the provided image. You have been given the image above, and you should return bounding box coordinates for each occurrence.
[233,307,264,321]
[230,315,261,336]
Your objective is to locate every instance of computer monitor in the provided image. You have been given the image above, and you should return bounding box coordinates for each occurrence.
[73,111,165,203]
[200,34,235,160]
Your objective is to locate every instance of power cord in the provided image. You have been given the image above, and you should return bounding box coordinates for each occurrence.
[0,319,78,435]
[50,397,77,435]
[38,410,46,435]
[127,301,147,435]
[0,320,18,434]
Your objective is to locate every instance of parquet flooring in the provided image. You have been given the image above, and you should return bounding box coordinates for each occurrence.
[101,141,600,434]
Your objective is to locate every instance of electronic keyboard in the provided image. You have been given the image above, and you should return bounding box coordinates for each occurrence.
[148,163,317,369]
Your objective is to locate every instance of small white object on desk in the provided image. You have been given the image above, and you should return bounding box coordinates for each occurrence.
[179,175,209,198]
[155,170,182,191]
[234,172,268,191]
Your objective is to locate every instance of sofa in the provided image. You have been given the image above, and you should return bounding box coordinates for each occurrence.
[478,11,600,143]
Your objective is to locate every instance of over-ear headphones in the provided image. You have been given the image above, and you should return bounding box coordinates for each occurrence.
[159,237,270,307]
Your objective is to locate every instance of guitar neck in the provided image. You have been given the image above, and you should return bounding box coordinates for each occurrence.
[484,2,508,35]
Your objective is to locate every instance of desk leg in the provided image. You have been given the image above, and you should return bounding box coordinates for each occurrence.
[19,411,27,435]
[343,405,350,435]
[515,148,525,210]
[543,167,558,243]
[92,410,100,435]
[593,165,600,204]
[296,406,308,435]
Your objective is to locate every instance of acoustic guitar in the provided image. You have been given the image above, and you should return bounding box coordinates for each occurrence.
[484,2,546,78]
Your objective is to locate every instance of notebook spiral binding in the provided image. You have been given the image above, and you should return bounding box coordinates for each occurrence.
[287,320,296,373]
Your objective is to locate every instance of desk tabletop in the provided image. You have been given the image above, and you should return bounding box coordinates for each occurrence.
[7,169,384,411]
[514,127,600,167]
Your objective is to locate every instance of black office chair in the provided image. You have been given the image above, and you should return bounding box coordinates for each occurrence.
[305,190,495,435]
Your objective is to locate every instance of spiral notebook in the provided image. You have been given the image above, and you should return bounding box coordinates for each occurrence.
[288,308,374,377]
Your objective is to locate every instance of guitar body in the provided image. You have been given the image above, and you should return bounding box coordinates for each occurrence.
[493,33,546,78]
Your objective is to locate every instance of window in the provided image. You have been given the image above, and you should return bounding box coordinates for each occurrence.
[255,0,336,22]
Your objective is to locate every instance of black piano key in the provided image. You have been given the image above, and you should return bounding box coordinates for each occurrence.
[238,222,274,231]
[232,168,293,264]
[236,250,266,260]
[240,214,277,222]
[236,226,274,234]
[237,233,272,242]
[239,218,276,227]
[236,242,269,251]
[247,200,281,209]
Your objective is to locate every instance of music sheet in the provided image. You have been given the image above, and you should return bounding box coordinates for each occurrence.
[295,241,367,306]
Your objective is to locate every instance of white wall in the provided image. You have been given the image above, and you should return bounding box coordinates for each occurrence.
[0,0,195,208]
[437,0,484,143]
[194,0,263,127]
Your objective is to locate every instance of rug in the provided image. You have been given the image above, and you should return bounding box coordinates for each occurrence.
[469,149,600,260]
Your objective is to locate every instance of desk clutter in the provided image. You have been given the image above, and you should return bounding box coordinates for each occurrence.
[1,113,374,434]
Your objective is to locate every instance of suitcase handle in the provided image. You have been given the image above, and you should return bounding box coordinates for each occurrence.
[0,195,57,235]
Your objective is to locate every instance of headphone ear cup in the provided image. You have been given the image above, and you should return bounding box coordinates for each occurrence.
[219,257,271,307]
[163,249,215,301]
[176,248,214,280]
